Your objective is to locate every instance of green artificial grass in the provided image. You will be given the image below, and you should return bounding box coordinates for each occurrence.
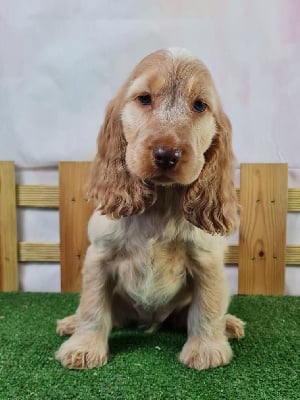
[0,294,299,400]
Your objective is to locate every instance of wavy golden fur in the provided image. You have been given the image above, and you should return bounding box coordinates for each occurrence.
[56,48,244,371]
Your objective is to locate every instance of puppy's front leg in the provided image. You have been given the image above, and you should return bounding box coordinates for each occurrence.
[56,245,112,369]
[179,254,232,370]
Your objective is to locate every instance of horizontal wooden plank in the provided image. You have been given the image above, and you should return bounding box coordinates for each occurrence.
[18,242,240,264]
[238,188,299,211]
[225,245,300,266]
[288,188,300,212]
[285,245,300,265]
[236,188,300,211]
[18,242,60,262]
[20,242,239,264]
[16,185,59,208]
[17,241,300,266]
[225,245,239,264]
[15,185,300,211]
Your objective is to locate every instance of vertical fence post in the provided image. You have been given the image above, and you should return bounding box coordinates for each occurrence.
[238,163,288,295]
[0,161,18,291]
[59,162,94,292]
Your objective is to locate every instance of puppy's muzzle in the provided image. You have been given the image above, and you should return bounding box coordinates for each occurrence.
[153,147,182,170]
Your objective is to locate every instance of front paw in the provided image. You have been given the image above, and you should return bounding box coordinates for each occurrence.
[179,335,233,370]
[55,333,109,369]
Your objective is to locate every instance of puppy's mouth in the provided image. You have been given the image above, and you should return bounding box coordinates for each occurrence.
[150,175,175,185]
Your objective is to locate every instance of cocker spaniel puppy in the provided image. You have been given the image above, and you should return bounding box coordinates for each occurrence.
[56,48,245,371]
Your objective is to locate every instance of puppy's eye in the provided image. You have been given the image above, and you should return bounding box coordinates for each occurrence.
[193,100,207,113]
[137,95,152,106]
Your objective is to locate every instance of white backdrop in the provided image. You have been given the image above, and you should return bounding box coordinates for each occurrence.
[1,0,299,293]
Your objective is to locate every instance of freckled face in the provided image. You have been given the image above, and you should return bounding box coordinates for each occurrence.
[121,55,218,186]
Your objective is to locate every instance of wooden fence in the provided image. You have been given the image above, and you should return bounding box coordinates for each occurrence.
[0,161,300,294]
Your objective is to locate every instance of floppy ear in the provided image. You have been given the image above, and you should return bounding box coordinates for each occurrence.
[183,111,239,235]
[87,97,156,218]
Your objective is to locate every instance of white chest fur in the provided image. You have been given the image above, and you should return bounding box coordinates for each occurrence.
[88,206,225,310]
[115,239,189,309]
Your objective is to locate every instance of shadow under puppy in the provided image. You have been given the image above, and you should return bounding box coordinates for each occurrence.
[56,48,245,370]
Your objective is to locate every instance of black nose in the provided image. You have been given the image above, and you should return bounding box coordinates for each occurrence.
[153,147,181,170]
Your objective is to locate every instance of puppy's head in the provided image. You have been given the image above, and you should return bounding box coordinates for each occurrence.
[88,48,239,235]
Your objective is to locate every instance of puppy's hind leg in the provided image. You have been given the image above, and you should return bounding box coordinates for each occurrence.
[56,314,77,336]
[224,314,245,339]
